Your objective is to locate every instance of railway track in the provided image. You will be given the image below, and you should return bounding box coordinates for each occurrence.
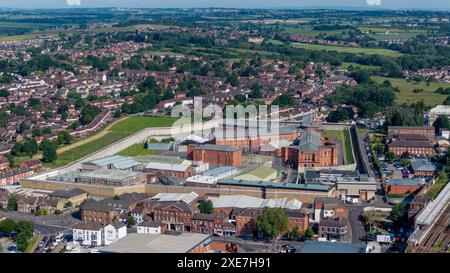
[416,204,450,253]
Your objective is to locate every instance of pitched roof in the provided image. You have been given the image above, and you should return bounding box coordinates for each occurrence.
[156,201,195,213]
[410,159,438,172]
[80,199,113,213]
[84,155,142,170]
[49,188,88,199]
[298,129,322,151]
[194,144,240,152]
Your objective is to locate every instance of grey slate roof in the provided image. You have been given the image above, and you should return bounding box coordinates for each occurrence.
[194,144,240,152]
[84,155,142,170]
[298,130,321,151]
[49,188,88,199]
[410,159,438,172]
[298,241,365,253]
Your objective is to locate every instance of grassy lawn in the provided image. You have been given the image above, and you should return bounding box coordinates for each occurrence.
[326,130,355,165]
[25,236,39,253]
[109,116,177,133]
[292,43,402,57]
[45,116,176,168]
[372,76,450,105]
[117,144,161,157]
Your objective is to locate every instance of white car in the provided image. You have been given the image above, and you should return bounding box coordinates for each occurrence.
[346,197,360,204]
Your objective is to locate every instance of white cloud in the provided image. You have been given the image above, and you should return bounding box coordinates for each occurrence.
[366,0,382,6]
[67,0,82,6]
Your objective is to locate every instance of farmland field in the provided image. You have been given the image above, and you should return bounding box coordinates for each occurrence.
[359,27,426,40]
[284,25,353,37]
[371,76,450,105]
[292,43,402,57]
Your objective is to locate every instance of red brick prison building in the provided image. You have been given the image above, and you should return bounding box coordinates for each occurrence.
[213,119,301,150]
[281,129,338,169]
[187,144,242,167]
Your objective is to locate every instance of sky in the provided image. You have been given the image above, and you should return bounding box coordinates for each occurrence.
[0,0,450,10]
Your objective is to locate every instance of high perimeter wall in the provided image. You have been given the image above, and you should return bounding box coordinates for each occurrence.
[20,178,332,203]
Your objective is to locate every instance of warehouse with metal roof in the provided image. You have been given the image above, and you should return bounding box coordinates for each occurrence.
[82,155,142,171]
[99,233,212,253]
[210,195,302,210]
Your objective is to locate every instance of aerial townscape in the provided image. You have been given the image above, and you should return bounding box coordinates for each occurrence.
[0,4,450,256]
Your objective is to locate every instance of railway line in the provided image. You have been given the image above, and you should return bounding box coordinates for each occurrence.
[415,203,450,253]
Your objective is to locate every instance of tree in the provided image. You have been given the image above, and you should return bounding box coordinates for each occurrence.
[390,204,406,223]
[289,226,301,240]
[57,131,73,145]
[0,218,16,233]
[80,104,101,125]
[198,200,213,214]
[400,158,411,167]
[0,89,10,98]
[433,115,450,134]
[256,208,289,238]
[385,152,396,162]
[304,227,314,240]
[7,196,17,211]
[16,232,29,252]
[41,141,57,163]
[36,209,47,216]
[64,201,73,208]
[127,215,137,227]
[54,209,61,215]
[226,72,239,87]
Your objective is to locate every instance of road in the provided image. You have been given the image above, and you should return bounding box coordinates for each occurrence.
[357,129,387,205]
[0,211,79,235]
[348,205,367,244]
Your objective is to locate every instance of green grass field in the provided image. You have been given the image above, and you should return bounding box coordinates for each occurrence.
[110,116,176,133]
[359,27,426,40]
[292,43,402,57]
[325,130,355,165]
[117,144,161,157]
[371,76,450,105]
[339,62,380,71]
[46,116,176,168]
[285,26,352,37]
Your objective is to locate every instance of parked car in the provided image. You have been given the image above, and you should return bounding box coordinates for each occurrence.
[280,244,296,253]
[346,197,360,204]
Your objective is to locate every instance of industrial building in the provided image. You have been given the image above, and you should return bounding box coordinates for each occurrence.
[75,170,147,187]
[99,233,213,253]
[82,155,143,172]
[210,195,302,210]
[185,166,240,187]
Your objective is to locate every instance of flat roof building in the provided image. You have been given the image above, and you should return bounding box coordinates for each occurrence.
[82,155,142,172]
[99,233,212,253]
[75,170,147,187]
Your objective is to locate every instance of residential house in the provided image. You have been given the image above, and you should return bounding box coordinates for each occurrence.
[136,221,168,234]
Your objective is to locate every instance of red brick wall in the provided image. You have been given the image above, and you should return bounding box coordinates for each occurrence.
[387,185,420,195]
[192,149,242,167]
